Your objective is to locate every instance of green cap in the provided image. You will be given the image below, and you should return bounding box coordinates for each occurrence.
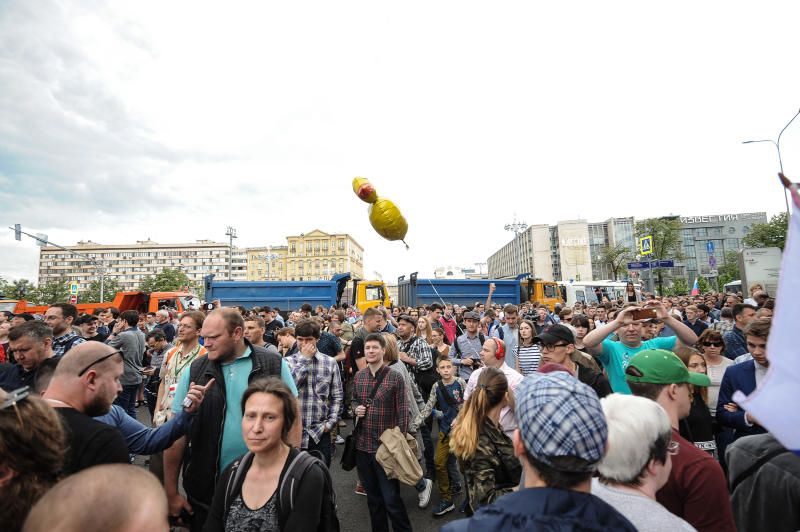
[625,349,711,387]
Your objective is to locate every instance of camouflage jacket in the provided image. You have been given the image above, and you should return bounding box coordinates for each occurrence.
[461,417,522,513]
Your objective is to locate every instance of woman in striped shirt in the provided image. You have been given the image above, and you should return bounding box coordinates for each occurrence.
[514,319,542,376]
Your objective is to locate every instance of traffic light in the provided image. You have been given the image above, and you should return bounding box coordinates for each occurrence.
[14,224,21,241]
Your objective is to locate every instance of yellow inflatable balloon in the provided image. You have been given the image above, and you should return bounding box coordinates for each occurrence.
[352,177,409,248]
[352,177,378,204]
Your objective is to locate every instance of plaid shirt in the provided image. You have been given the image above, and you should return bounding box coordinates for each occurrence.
[711,320,734,335]
[288,351,344,448]
[52,331,86,358]
[396,335,434,371]
[352,365,408,453]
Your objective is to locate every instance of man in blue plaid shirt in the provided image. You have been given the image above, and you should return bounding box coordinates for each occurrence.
[288,318,343,466]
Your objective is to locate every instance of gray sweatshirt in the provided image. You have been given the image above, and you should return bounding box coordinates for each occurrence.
[107,328,146,386]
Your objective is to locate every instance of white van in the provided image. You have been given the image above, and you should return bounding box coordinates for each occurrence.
[558,280,643,307]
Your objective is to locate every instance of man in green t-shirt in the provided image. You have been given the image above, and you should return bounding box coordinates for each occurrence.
[583,302,699,394]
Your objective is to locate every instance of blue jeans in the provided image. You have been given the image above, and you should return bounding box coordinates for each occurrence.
[420,419,435,478]
[305,431,332,467]
[356,451,411,532]
[114,384,139,419]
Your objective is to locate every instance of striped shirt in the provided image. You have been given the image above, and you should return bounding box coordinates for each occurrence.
[515,343,542,376]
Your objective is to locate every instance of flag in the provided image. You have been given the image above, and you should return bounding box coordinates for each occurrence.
[734,177,800,455]
[690,277,699,296]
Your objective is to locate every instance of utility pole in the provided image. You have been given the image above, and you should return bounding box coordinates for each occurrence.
[225,226,238,280]
[504,219,528,278]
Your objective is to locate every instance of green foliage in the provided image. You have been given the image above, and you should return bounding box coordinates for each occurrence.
[600,243,633,281]
[717,250,740,288]
[697,276,711,294]
[664,277,689,297]
[30,277,70,305]
[742,212,788,250]
[0,276,9,298]
[81,278,123,303]
[140,268,194,293]
[10,279,36,300]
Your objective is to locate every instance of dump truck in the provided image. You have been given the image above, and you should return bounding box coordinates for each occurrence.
[396,273,563,311]
[203,273,391,314]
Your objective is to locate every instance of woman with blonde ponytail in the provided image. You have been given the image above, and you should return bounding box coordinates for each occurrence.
[449,367,521,515]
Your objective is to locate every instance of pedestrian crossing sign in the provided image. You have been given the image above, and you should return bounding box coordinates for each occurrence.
[639,236,653,256]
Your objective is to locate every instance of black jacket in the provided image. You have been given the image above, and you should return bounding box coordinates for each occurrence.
[203,448,326,532]
[182,342,283,507]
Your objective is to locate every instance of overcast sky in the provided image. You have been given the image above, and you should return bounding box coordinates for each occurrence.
[2,1,798,286]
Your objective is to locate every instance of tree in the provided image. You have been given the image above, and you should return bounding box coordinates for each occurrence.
[670,277,689,296]
[717,250,740,288]
[140,268,194,293]
[697,276,711,294]
[10,279,36,300]
[81,278,123,303]
[0,276,9,298]
[30,277,70,305]
[599,243,633,281]
[635,217,684,295]
[742,212,788,250]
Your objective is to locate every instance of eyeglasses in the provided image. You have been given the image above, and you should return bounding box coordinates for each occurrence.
[702,341,723,348]
[667,440,680,455]
[540,343,568,352]
[77,350,123,376]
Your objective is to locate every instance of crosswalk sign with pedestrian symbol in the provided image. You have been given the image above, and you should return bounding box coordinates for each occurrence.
[639,235,653,256]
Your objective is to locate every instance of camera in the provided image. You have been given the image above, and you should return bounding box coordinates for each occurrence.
[203,302,215,311]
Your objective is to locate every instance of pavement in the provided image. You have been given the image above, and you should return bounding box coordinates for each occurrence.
[134,406,464,532]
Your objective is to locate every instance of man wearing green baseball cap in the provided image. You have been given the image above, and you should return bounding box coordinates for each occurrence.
[626,349,736,532]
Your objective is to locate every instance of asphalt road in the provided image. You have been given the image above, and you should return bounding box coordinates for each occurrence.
[134,407,464,532]
[329,421,462,532]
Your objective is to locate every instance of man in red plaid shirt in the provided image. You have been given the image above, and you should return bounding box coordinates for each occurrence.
[353,332,412,532]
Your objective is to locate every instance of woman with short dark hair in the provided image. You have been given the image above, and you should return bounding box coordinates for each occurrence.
[204,378,330,532]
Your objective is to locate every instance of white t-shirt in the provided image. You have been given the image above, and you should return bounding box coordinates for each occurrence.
[464,362,523,440]
[706,357,734,416]
[591,479,696,532]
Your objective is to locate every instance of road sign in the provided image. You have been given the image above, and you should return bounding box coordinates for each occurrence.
[706,241,715,254]
[70,282,79,295]
[709,255,717,268]
[709,269,719,276]
[628,259,674,270]
[639,236,653,256]
[69,295,77,304]
[14,224,21,241]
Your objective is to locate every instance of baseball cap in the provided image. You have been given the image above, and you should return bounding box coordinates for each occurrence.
[625,349,711,387]
[514,372,608,471]
[463,311,480,321]
[75,315,99,326]
[533,324,575,346]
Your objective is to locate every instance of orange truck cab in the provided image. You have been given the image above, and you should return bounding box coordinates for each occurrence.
[0,291,200,316]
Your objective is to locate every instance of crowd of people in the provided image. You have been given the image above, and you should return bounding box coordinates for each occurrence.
[0,281,798,531]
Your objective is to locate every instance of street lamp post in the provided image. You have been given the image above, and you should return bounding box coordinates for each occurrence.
[9,225,106,301]
[504,220,528,278]
[225,226,238,280]
[743,107,800,217]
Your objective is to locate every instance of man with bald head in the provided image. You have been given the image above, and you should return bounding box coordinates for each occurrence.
[43,342,129,474]
[23,464,169,532]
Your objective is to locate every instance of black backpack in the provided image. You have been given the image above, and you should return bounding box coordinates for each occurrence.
[225,451,340,532]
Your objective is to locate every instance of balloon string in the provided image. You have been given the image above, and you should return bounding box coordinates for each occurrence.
[402,240,409,250]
